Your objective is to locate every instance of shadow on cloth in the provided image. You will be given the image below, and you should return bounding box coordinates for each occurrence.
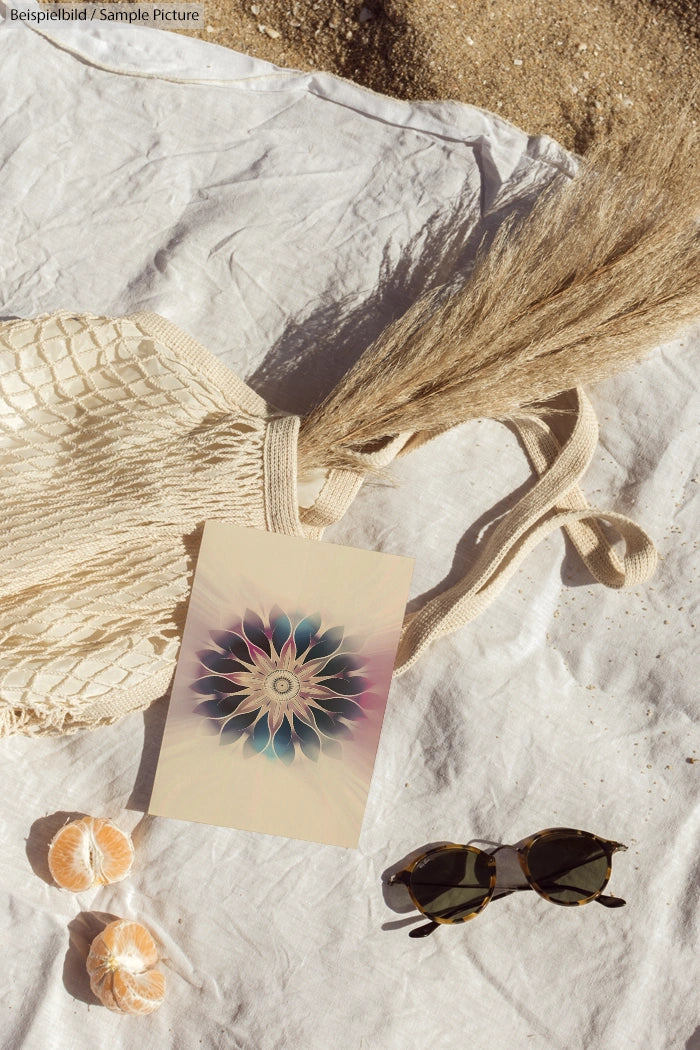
[402,469,541,617]
[401,461,599,622]
[64,911,121,1007]
[126,695,170,813]
[380,840,452,932]
[246,188,543,418]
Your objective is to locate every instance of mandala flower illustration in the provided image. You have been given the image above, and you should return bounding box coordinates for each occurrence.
[193,605,369,764]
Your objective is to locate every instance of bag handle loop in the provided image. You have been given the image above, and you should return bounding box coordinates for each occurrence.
[393,388,656,674]
[295,388,657,674]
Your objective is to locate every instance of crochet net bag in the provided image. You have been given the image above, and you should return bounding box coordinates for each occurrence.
[0,310,658,736]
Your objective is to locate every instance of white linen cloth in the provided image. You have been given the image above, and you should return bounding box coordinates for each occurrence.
[0,7,698,1048]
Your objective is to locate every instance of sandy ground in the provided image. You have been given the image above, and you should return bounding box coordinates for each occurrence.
[191,0,699,151]
[38,1,698,151]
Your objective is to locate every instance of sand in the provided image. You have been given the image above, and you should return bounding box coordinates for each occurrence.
[38,0,698,151]
[184,0,698,152]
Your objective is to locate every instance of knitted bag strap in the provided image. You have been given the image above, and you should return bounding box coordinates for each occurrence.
[512,404,657,588]
[392,388,657,674]
[298,434,412,537]
[293,387,657,673]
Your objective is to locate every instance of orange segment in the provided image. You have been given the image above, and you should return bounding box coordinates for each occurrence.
[87,919,165,1015]
[48,817,134,891]
[111,969,166,1015]
[94,918,160,970]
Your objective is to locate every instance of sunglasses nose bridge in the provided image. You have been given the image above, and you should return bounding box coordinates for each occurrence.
[490,845,531,892]
[514,847,531,880]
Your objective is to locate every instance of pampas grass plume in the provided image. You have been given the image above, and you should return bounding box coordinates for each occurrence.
[298,106,699,474]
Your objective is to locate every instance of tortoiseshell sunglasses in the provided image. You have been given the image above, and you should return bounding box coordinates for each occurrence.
[390,828,627,936]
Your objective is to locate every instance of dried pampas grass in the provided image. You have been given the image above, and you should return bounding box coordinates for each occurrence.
[297,106,699,474]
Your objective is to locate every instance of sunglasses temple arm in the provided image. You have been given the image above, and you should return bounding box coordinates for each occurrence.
[409,920,440,939]
[595,894,626,908]
[387,871,441,937]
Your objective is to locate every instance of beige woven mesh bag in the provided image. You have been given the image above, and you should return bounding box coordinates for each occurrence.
[0,311,303,735]
[0,309,658,736]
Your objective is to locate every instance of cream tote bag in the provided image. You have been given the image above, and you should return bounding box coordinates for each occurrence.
[0,310,657,736]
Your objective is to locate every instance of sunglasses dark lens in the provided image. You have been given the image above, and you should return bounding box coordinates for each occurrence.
[526,832,610,904]
[410,848,492,922]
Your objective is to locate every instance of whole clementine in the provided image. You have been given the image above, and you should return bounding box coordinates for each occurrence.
[86,918,165,1015]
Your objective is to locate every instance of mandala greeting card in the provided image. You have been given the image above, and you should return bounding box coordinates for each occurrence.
[148,521,414,847]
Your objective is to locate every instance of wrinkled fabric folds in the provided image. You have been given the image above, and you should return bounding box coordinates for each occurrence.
[0,10,698,1050]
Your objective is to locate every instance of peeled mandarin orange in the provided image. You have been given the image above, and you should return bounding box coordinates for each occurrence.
[48,816,134,892]
[86,919,165,1015]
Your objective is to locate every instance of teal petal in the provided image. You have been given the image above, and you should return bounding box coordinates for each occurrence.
[252,716,271,753]
[270,605,292,654]
[293,613,322,657]
[293,716,320,761]
[243,609,271,656]
[305,626,344,663]
[272,718,295,764]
